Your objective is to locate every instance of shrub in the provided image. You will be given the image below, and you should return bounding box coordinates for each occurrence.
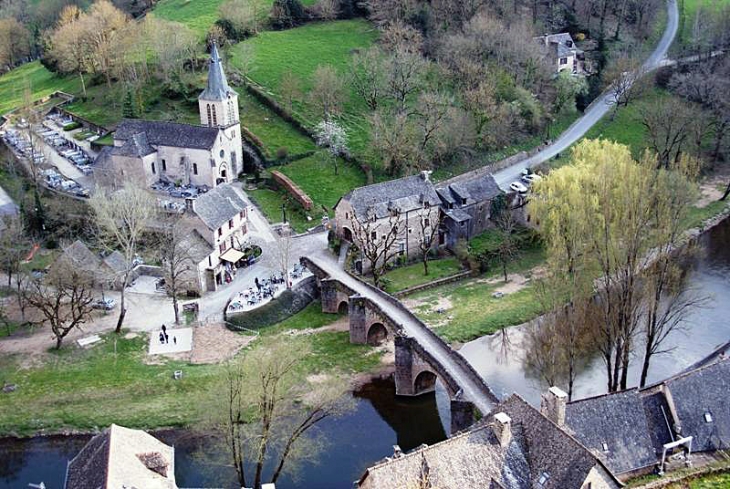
[276,146,289,160]
[62,121,81,131]
[270,0,307,29]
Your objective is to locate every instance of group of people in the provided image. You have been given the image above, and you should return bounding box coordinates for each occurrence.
[158,324,176,346]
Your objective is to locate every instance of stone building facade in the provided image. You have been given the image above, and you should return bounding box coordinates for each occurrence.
[95,43,243,190]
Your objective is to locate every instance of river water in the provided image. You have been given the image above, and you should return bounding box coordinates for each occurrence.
[2,219,728,489]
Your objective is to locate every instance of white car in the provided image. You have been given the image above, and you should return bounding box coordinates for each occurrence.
[510,181,529,194]
[521,173,542,185]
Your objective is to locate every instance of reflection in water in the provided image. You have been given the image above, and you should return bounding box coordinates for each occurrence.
[460,218,730,406]
[0,377,446,489]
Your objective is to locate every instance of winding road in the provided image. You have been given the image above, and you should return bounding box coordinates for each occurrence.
[493,0,680,190]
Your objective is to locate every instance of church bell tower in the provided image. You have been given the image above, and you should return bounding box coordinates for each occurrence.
[198,42,240,128]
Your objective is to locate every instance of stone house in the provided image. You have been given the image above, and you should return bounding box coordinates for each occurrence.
[535,33,584,74]
[547,357,730,480]
[65,424,179,489]
[181,182,252,293]
[334,172,442,269]
[95,43,243,190]
[357,394,621,489]
[436,173,502,249]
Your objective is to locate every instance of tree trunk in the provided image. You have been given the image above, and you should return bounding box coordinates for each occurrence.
[619,338,631,390]
[173,293,180,325]
[721,181,730,201]
[423,254,429,275]
[79,71,87,99]
[55,335,63,350]
[502,259,508,282]
[639,341,652,388]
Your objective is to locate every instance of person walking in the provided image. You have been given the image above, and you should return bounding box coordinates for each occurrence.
[162,324,167,334]
[164,332,169,344]
[255,277,261,291]
[173,336,177,345]
[159,332,164,344]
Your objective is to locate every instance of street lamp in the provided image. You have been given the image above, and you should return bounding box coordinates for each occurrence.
[281,203,287,224]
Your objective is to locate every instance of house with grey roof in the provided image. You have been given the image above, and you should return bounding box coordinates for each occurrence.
[94,43,243,191]
[535,33,585,74]
[546,358,730,480]
[185,182,252,292]
[357,394,621,489]
[334,171,442,269]
[436,173,502,248]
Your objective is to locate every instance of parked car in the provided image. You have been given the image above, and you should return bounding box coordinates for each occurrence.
[521,173,542,185]
[509,181,529,194]
[92,298,116,310]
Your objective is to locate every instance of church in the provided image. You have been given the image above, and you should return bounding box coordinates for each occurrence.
[95,43,243,190]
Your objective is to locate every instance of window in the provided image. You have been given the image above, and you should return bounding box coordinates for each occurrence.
[602,442,609,452]
[212,106,218,126]
[193,163,198,175]
[705,412,713,423]
[560,57,568,65]
[228,219,234,229]
[240,210,245,219]
[208,256,212,267]
[461,198,467,205]
[220,149,225,158]
[151,162,156,174]
[398,242,405,255]
[537,472,550,486]
[206,104,212,126]
[231,236,235,248]
[345,212,349,219]
[161,159,166,172]
[424,219,430,228]
[408,228,412,234]
[219,242,226,254]
[218,228,222,237]
[371,231,377,241]
[460,221,465,227]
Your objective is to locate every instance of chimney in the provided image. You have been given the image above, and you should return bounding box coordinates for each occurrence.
[185,197,195,213]
[393,445,403,458]
[541,386,568,427]
[492,412,512,448]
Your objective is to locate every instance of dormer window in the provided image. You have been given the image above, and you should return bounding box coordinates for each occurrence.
[537,472,550,486]
[705,412,713,423]
[461,198,467,205]
[602,442,609,452]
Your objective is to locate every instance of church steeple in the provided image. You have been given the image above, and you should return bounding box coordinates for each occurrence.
[199,42,239,127]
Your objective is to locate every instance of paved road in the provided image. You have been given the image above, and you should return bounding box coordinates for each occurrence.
[308,251,496,415]
[493,0,680,190]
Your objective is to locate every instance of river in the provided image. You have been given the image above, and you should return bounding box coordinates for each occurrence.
[2,218,728,489]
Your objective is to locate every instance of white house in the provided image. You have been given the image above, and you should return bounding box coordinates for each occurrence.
[535,33,584,74]
[95,43,243,189]
[180,182,252,293]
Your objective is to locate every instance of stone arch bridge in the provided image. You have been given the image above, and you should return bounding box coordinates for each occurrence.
[301,255,499,433]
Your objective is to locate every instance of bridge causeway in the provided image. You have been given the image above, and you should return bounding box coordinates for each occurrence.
[302,253,498,432]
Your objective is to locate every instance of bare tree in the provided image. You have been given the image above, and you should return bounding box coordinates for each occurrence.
[208,340,351,488]
[23,261,96,349]
[309,64,346,121]
[350,207,403,288]
[384,46,426,114]
[156,214,196,325]
[640,98,697,169]
[314,0,339,20]
[349,46,385,111]
[490,194,519,282]
[270,231,294,289]
[90,182,154,333]
[604,55,646,115]
[279,69,302,113]
[417,205,442,275]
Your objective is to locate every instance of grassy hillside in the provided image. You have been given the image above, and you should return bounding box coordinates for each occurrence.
[153,0,319,37]
[230,19,379,154]
[678,0,730,47]
[0,61,81,115]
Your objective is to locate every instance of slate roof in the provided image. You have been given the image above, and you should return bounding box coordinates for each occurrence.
[193,183,249,231]
[54,240,102,274]
[565,389,658,475]
[103,250,127,274]
[535,33,584,58]
[115,119,220,151]
[436,174,502,208]
[358,395,620,489]
[340,174,441,220]
[110,132,156,158]
[445,208,472,223]
[199,42,237,102]
[65,424,177,489]
[661,358,730,452]
[180,228,214,264]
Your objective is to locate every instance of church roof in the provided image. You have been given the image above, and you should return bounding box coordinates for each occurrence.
[110,132,156,158]
[199,42,237,102]
[115,120,220,151]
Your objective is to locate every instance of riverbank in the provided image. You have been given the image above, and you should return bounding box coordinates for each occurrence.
[0,301,388,438]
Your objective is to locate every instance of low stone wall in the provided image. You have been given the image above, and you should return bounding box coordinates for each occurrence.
[271,170,314,210]
[636,465,730,488]
[393,270,473,298]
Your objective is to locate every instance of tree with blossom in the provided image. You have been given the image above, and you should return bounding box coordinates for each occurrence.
[314,119,348,175]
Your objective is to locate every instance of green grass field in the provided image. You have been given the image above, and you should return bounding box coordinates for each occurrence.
[249,152,366,231]
[230,20,379,154]
[0,302,380,436]
[0,61,81,115]
[381,257,464,294]
[678,0,730,47]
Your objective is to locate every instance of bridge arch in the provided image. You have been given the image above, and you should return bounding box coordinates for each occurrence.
[414,370,438,395]
[366,322,388,346]
[338,300,349,315]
